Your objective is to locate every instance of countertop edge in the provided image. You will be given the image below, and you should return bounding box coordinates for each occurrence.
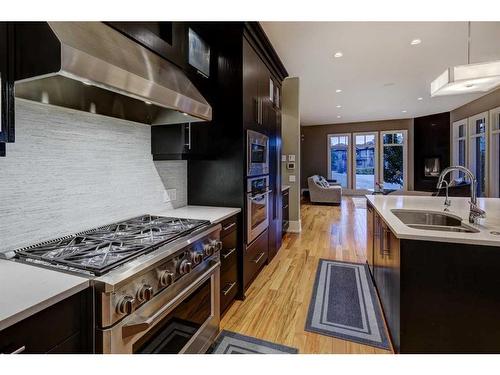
[0,278,90,331]
[366,195,500,247]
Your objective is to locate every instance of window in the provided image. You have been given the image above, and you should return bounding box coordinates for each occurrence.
[353,133,378,190]
[490,107,500,197]
[468,112,488,197]
[452,119,468,179]
[327,134,351,188]
[380,130,407,190]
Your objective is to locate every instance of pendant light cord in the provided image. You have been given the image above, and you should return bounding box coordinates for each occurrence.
[467,21,471,64]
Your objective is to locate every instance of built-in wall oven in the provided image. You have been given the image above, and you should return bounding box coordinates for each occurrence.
[247,176,271,243]
[247,130,269,177]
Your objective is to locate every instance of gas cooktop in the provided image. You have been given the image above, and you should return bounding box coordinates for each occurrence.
[15,215,210,276]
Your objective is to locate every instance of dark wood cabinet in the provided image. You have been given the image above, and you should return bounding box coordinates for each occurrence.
[371,207,401,352]
[220,216,239,315]
[366,203,374,275]
[244,229,269,290]
[0,288,93,354]
[0,22,15,156]
[151,121,212,160]
[368,202,500,353]
[106,22,187,69]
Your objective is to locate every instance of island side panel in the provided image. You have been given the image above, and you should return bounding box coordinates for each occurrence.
[400,239,500,353]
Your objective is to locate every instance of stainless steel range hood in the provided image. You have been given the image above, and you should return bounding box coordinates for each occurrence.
[14,22,212,125]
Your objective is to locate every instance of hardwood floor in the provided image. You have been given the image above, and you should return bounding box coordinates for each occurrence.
[220,196,392,354]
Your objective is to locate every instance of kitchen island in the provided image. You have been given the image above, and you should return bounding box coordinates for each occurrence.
[366,195,500,353]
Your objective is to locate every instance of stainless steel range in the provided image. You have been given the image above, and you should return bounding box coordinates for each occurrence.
[12,215,222,354]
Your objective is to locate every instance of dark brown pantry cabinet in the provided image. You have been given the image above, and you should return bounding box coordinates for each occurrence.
[0,288,93,354]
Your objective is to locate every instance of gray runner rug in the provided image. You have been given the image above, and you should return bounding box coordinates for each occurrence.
[305,259,390,350]
[210,330,298,354]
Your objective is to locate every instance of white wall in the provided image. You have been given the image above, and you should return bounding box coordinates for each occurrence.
[0,100,187,253]
[281,77,301,233]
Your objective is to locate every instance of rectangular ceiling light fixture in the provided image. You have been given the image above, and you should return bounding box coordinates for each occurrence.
[431,60,500,97]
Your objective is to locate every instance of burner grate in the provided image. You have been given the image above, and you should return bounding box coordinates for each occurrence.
[15,215,210,275]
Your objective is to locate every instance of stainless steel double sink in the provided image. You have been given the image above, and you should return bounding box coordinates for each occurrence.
[391,209,479,233]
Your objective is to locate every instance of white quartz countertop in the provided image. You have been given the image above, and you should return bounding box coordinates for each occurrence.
[152,205,240,224]
[366,195,500,247]
[0,260,89,331]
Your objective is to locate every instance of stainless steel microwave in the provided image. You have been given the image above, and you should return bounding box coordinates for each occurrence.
[247,130,269,177]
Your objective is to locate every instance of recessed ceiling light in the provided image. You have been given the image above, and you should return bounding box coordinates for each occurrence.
[182,112,189,116]
[417,97,423,101]
[336,105,342,108]
[402,110,407,113]
[335,89,342,93]
[410,39,422,46]
[337,115,342,119]
[334,51,343,58]
[144,101,152,105]
[83,81,92,86]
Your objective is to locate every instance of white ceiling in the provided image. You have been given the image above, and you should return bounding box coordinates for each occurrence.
[260,22,500,126]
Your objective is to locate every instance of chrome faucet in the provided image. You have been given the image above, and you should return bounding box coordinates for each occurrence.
[439,179,451,211]
[436,166,486,224]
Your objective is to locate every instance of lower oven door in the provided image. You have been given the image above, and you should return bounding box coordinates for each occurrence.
[247,191,270,243]
[98,259,220,354]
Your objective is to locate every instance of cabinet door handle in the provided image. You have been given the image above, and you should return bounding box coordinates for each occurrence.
[252,252,265,264]
[4,346,26,354]
[187,123,191,150]
[222,247,236,259]
[381,227,391,256]
[222,282,237,296]
[283,204,289,209]
[222,222,236,232]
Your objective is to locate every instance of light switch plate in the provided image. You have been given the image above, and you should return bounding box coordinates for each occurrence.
[288,154,296,162]
[289,175,296,182]
[163,189,177,202]
[281,155,287,162]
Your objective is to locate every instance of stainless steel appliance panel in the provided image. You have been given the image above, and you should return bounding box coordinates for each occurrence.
[247,130,269,177]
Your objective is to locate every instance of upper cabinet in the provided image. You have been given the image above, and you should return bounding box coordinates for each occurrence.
[243,38,274,133]
[106,22,187,69]
[0,22,15,157]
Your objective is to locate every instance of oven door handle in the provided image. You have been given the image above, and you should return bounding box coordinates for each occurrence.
[122,260,221,338]
[248,190,272,201]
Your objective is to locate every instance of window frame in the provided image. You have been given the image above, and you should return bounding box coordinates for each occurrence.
[352,131,379,191]
[489,106,500,197]
[379,129,408,191]
[451,119,468,181]
[327,133,352,189]
[468,111,489,197]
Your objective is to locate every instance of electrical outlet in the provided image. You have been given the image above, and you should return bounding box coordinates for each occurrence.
[163,189,177,202]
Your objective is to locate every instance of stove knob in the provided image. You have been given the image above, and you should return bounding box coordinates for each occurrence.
[159,271,175,287]
[137,284,153,302]
[203,243,214,257]
[211,239,223,252]
[117,295,135,315]
[178,260,192,275]
[191,251,203,265]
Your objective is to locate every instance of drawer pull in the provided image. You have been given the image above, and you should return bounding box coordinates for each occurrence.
[252,252,265,264]
[222,282,237,296]
[5,346,26,354]
[283,204,289,209]
[222,247,236,259]
[222,222,236,232]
